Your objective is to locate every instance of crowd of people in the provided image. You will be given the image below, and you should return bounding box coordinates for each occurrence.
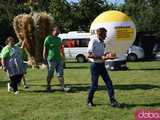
[0,26,121,108]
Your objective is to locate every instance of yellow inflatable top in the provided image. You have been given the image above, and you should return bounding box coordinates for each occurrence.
[91,10,132,24]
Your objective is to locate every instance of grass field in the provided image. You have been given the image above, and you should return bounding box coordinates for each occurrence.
[0,61,160,120]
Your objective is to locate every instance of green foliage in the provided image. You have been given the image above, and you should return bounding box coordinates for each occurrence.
[48,0,114,32]
[1,0,160,42]
[0,0,17,45]
[33,0,50,12]
[123,0,160,32]
[0,0,30,44]
[0,19,15,46]
[76,0,106,31]
[49,0,72,32]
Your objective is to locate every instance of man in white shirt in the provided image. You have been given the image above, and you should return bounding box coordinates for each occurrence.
[87,28,120,107]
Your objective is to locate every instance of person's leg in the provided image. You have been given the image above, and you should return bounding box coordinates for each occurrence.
[16,74,23,85]
[10,75,18,92]
[22,63,28,88]
[14,74,23,93]
[47,60,55,91]
[22,75,26,85]
[100,64,120,107]
[55,61,66,90]
[9,76,15,91]
[87,63,99,104]
[57,76,64,90]
[57,75,70,92]
[22,75,29,88]
[100,64,115,100]
[7,82,12,92]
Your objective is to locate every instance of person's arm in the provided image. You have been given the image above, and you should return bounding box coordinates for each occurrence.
[87,49,115,61]
[43,46,47,60]
[87,52,101,59]
[43,46,47,61]
[21,40,31,60]
[1,51,7,71]
[104,52,116,59]
[21,40,26,49]
[60,44,64,54]
[43,37,49,61]
[0,47,8,71]
[88,52,109,60]
[87,39,104,60]
[1,58,6,71]
[87,51,116,60]
[87,52,116,60]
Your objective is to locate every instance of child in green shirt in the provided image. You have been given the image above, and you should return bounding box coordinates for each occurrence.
[1,36,25,94]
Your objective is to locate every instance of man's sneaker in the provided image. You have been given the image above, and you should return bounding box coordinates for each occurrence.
[7,83,12,92]
[87,101,95,107]
[62,87,71,92]
[14,91,19,95]
[47,86,51,92]
[24,85,29,89]
[110,98,121,108]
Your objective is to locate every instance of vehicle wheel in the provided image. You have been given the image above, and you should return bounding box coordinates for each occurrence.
[76,55,86,63]
[127,54,138,61]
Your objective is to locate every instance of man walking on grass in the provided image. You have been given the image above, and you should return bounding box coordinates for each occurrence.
[87,27,121,107]
[43,25,70,92]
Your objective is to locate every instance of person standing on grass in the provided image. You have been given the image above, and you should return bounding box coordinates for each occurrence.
[87,28,120,107]
[15,41,29,89]
[1,36,25,95]
[43,25,70,92]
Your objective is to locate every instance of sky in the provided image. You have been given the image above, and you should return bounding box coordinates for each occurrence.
[67,0,124,4]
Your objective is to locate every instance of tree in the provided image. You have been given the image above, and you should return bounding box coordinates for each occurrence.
[48,0,113,32]
[123,0,160,32]
[49,0,72,32]
[0,0,18,45]
[0,0,51,45]
[77,0,106,31]
[69,0,114,31]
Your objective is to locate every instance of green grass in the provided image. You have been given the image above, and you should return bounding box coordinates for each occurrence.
[0,61,160,120]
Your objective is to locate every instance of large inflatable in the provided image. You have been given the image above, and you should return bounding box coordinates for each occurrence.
[90,10,136,57]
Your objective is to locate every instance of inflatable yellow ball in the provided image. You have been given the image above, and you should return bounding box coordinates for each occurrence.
[90,10,136,57]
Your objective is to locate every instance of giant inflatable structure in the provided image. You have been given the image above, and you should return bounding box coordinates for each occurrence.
[90,10,136,57]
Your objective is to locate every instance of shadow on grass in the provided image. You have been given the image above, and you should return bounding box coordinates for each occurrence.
[30,89,63,93]
[114,84,160,90]
[30,89,52,93]
[28,83,160,94]
[117,102,160,109]
[124,102,160,109]
[66,83,160,93]
[128,68,160,71]
[94,102,160,109]
[65,66,89,69]
[21,83,160,109]
[0,80,8,87]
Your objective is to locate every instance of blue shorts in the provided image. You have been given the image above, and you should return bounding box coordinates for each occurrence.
[47,60,63,78]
